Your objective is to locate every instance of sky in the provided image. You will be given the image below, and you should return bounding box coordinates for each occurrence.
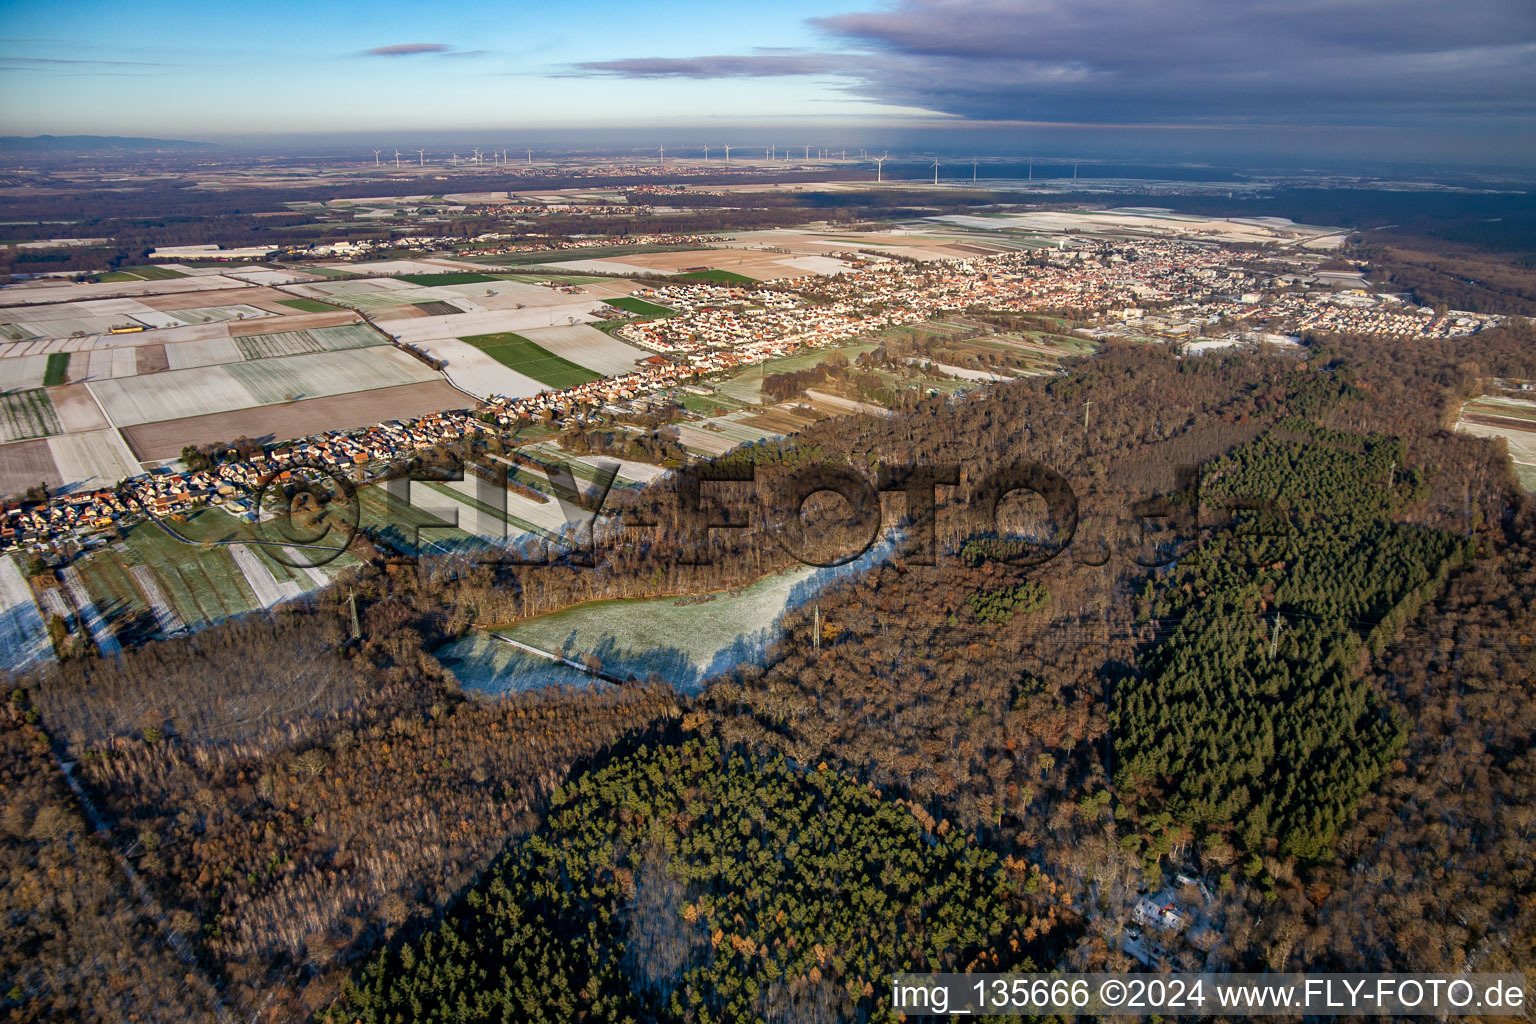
[2,0,1533,167]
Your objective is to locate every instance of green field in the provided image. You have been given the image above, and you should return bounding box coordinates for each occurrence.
[0,389,61,443]
[679,392,734,415]
[356,483,477,556]
[459,332,603,389]
[99,265,186,282]
[397,272,497,286]
[713,340,883,405]
[115,514,257,626]
[602,296,675,318]
[275,297,344,313]
[113,508,358,628]
[671,269,757,285]
[42,353,70,387]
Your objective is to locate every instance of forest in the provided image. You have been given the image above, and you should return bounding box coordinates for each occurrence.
[331,737,1048,1024]
[1115,433,1470,864]
[2,319,1535,1020]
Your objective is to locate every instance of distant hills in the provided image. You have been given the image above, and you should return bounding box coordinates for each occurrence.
[0,135,214,153]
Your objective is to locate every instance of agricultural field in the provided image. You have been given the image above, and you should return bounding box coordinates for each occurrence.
[0,273,250,307]
[59,508,364,635]
[82,348,137,381]
[224,268,327,287]
[354,481,480,556]
[412,301,462,316]
[678,391,737,415]
[512,440,670,488]
[0,353,51,390]
[397,272,497,286]
[459,332,602,389]
[672,269,757,284]
[468,242,709,268]
[0,388,61,443]
[400,477,569,544]
[96,265,187,282]
[381,299,610,346]
[156,303,275,325]
[135,346,169,375]
[402,337,547,400]
[0,286,359,355]
[228,543,303,608]
[164,337,245,369]
[0,554,52,672]
[602,296,675,318]
[0,437,63,495]
[713,340,882,404]
[231,323,383,360]
[1457,390,1536,491]
[275,297,344,313]
[42,352,70,386]
[88,345,441,426]
[47,384,108,432]
[121,379,469,460]
[0,299,178,338]
[932,208,1348,247]
[513,323,649,376]
[0,417,141,496]
[45,429,143,492]
[670,423,742,456]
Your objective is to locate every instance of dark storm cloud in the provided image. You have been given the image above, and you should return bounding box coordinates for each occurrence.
[571,53,847,78]
[570,0,1535,126]
[808,0,1536,123]
[361,43,451,57]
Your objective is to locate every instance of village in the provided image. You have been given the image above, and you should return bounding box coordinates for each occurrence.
[1,233,1504,559]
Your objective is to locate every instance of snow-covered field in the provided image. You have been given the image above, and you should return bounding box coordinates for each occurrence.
[61,565,120,657]
[229,544,303,608]
[517,324,650,376]
[0,555,51,672]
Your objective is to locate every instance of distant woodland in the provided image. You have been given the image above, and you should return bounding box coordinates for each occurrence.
[3,319,1535,1020]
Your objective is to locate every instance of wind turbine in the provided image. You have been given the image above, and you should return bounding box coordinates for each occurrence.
[841,148,846,161]
[658,144,665,165]
[417,148,425,166]
[472,148,482,165]
[393,149,401,169]
[875,152,886,183]
[372,149,381,166]
[766,145,772,160]
[723,144,731,162]
[805,145,810,160]
[932,157,940,185]
[1073,162,1078,181]
[703,145,709,161]
[972,159,977,183]
[527,148,532,165]
[1028,157,1033,181]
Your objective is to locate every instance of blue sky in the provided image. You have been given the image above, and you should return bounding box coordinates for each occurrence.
[0,0,912,136]
[2,0,1532,166]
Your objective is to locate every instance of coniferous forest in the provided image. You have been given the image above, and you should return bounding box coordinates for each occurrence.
[3,323,1535,1021]
[333,738,1046,1024]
